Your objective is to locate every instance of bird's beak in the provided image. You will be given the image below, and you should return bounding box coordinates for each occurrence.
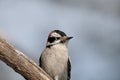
[67,37,73,40]
[61,36,73,43]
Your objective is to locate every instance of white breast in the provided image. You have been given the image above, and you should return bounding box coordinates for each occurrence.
[41,44,69,80]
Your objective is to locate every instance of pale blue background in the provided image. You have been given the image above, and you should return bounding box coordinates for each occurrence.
[0,0,120,80]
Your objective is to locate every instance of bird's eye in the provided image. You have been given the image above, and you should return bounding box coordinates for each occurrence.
[48,37,56,43]
[56,37,60,40]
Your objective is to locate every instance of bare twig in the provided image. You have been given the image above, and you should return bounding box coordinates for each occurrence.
[0,38,53,80]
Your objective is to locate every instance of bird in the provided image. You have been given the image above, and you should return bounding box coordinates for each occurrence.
[39,30,73,80]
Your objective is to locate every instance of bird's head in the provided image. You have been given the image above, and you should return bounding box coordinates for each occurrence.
[46,30,73,48]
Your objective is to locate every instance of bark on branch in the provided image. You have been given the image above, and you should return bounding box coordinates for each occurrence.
[0,37,53,80]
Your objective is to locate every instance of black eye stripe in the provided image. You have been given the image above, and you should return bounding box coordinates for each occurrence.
[47,37,60,43]
[48,37,55,43]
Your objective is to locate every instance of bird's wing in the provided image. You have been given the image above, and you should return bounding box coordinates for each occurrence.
[67,58,71,80]
[39,55,42,67]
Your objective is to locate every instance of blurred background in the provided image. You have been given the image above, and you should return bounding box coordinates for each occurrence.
[0,0,120,80]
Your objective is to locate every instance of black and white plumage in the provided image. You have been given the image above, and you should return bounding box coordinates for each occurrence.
[39,30,72,80]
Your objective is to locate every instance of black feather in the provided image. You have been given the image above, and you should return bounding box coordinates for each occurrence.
[47,37,56,43]
[39,56,42,67]
[53,30,67,36]
[67,59,71,80]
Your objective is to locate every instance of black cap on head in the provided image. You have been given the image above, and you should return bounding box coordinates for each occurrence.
[53,30,67,36]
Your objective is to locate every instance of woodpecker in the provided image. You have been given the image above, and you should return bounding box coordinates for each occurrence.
[39,30,72,80]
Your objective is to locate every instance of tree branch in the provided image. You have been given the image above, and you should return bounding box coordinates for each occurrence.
[0,37,53,80]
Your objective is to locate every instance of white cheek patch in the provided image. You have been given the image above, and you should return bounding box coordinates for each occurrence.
[55,39,61,44]
[47,39,61,46]
[51,32,61,37]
